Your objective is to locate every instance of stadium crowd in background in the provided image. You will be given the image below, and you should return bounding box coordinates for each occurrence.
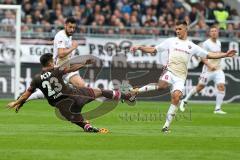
[0,0,239,37]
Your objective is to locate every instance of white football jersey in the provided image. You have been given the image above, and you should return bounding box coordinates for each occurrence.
[202,39,222,72]
[155,37,208,80]
[53,30,74,66]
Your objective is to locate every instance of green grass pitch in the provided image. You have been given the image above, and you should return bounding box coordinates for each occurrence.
[0,100,239,160]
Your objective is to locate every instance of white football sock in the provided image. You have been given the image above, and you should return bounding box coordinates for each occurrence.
[215,90,225,110]
[163,104,178,128]
[26,89,45,102]
[184,87,197,101]
[138,83,158,93]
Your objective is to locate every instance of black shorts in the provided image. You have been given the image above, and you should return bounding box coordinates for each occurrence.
[74,87,96,105]
[55,88,95,122]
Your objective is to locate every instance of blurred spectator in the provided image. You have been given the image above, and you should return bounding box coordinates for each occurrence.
[22,2,32,17]
[62,0,73,17]
[41,19,52,32]
[107,28,114,35]
[22,14,33,33]
[173,6,185,21]
[88,3,102,24]
[48,3,63,24]
[83,1,94,24]
[229,9,239,27]
[24,14,33,26]
[34,26,45,38]
[141,7,157,26]
[1,10,15,23]
[33,1,48,16]
[1,10,15,32]
[189,5,198,23]
[165,0,176,15]
[91,13,106,34]
[113,8,122,19]
[130,15,140,27]
[2,0,15,4]
[205,1,216,25]
[122,13,130,27]
[121,0,132,14]
[101,4,112,25]
[22,25,32,33]
[35,26,44,33]
[225,23,233,37]
[32,9,43,25]
[213,2,229,30]
[73,7,86,25]
[73,0,85,7]
[195,17,207,37]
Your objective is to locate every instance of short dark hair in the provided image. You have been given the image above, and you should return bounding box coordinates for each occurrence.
[65,17,76,24]
[175,20,188,26]
[40,53,53,67]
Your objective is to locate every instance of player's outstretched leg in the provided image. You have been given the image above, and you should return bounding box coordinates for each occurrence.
[130,83,158,95]
[129,83,161,104]
[92,88,136,105]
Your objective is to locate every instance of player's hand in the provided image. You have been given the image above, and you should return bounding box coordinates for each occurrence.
[72,40,78,49]
[7,101,21,113]
[130,46,140,53]
[226,49,237,57]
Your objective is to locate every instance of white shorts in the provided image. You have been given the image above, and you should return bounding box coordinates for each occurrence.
[160,71,185,93]
[198,70,225,85]
[62,71,80,83]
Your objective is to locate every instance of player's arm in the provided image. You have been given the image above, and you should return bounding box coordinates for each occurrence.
[66,64,85,73]
[207,50,236,59]
[61,59,95,74]
[130,38,171,55]
[130,46,157,55]
[7,90,32,113]
[58,40,78,58]
[194,43,236,60]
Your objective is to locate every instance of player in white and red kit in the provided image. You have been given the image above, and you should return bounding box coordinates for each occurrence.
[53,17,85,86]
[130,21,236,132]
[180,25,227,114]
